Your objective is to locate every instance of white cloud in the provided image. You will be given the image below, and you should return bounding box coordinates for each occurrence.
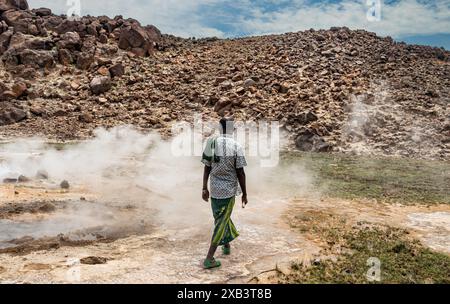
[235,0,450,38]
[28,0,227,37]
[27,0,450,38]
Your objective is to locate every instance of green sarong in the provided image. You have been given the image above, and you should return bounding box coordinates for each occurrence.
[211,197,239,246]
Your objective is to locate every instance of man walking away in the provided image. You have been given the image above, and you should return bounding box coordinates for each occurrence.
[201,117,248,269]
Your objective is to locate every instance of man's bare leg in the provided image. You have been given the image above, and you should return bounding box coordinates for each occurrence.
[206,244,218,260]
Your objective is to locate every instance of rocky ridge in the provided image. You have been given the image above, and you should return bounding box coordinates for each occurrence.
[0,0,449,159]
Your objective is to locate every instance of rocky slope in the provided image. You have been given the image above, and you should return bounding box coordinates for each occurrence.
[0,0,449,159]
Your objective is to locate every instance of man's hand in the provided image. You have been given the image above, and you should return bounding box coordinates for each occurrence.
[202,189,210,202]
[242,194,248,208]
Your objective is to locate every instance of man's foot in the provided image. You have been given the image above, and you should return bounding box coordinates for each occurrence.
[203,258,221,269]
[222,244,231,255]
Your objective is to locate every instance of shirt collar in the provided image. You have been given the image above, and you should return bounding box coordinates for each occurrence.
[219,134,233,138]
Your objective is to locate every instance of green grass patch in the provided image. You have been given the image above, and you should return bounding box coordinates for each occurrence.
[280,224,450,284]
[281,152,450,204]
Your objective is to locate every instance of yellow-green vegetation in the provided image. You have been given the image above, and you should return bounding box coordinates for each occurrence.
[282,216,450,284]
[282,152,450,204]
[279,152,450,283]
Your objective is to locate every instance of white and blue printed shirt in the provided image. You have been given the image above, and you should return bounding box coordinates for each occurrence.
[201,135,247,199]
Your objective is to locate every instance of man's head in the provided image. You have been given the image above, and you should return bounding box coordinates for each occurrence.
[219,117,234,135]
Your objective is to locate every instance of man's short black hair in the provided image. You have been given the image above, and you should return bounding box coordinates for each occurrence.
[220,117,234,134]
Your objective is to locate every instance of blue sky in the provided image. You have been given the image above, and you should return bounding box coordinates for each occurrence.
[29,0,450,49]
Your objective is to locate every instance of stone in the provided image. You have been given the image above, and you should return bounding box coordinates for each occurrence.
[18,175,30,182]
[0,106,26,125]
[11,81,26,98]
[80,256,107,265]
[36,169,48,179]
[0,26,13,54]
[76,53,94,70]
[97,66,110,76]
[57,32,81,50]
[118,23,160,56]
[90,76,111,95]
[70,81,80,90]
[296,111,318,125]
[33,7,52,17]
[98,33,108,44]
[58,48,73,65]
[39,202,56,212]
[0,0,29,12]
[1,9,32,33]
[19,49,55,68]
[79,112,93,123]
[213,97,231,114]
[3,178,17,183]
[60,180,70,189]
[243,78,256,88]
[295,131,332,152]
[214,77,227,85]
[220,81,232,91]
[109,63,124,78]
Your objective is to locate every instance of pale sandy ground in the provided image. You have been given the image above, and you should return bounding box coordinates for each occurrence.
[0,182,449,284]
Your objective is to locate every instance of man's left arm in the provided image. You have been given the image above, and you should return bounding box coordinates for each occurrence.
[236,143,248,208]
[202,165,211,202]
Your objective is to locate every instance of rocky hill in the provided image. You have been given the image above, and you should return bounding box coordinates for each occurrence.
[0,0,449,159]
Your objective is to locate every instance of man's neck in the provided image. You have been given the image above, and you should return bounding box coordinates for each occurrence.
[219,133,233,138]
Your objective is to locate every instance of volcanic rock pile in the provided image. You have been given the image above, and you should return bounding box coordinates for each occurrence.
[0,0,449,159]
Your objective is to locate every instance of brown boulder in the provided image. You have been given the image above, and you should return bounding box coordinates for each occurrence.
[98,33,108,44]
[213,97,232,114]
[60,180,70,189]
[109,63,124,78]
[11,81,26,97]
[58,48,73,65]
[118,23,160,56]
[0,0,29,12]
[56,31,81,50]
[90,76,111,95]
[0,90,15,100]
[8,32,53,51]
[76,52,94,70]
[0,26,12,54]
[295,130,332,152]
[79,112,93,123]
[0,81,7,94]
[54,19,86,35]
[97,65,110,76]
[80,256,107,265]
[32,7,52,17]
[19,49,55,68]
[1,9,32,33]
[0,105,27,125]
[18,175,30,182]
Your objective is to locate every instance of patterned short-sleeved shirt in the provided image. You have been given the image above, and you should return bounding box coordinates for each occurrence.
[201,135,247,199]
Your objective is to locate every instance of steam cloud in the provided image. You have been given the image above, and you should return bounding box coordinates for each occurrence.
[0,126,314,234]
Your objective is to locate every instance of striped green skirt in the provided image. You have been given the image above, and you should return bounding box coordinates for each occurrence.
[211,197,239,246]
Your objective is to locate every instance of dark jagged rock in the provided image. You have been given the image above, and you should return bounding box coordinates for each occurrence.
[90,76,111,94]
[0,105,26,125]
[0,0,29,12]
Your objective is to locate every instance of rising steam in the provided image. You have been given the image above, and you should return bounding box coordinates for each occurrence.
[0,125,313,233]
